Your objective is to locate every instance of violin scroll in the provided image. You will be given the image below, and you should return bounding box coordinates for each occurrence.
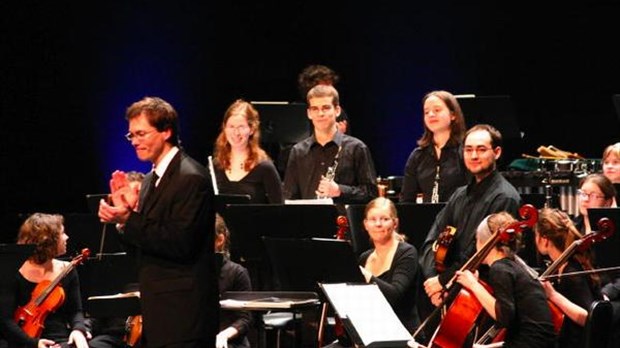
[577,217,615,252]
[336,215,348,240]
[517,204,538,229]
[596,217,615,240]
[498,204,538,245]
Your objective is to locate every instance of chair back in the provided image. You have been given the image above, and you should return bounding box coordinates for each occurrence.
[584,299,613,348]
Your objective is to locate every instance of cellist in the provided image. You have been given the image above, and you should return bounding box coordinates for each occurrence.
[535,208,602,347]
[0,213,89,348]
[455,212,556,348]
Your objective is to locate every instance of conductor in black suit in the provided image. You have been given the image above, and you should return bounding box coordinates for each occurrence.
[98,96,217,347]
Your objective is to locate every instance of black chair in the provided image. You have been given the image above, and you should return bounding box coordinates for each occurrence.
[584,299,613,348]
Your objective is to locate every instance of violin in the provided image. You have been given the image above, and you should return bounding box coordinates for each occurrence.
[335,215,349,240]
[421,205,538,348]
[14,248,90,338]
[432,225,457,273]
[124,315,143,347]
[476,215,616,345]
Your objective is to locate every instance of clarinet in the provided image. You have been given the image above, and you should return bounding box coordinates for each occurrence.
[431,165,440,203]
[317,146,342,199]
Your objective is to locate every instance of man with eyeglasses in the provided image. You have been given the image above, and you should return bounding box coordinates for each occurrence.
[98,96,217,348]
[282,84,377,204]
[418,124,521,311]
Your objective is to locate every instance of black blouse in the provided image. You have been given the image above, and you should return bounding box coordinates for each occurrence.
[218,258,252,347]
[400,143,469,203]
[490,258,556,348]
[0,268,87,348]
[553,258,599,348]
[214,160,283,204]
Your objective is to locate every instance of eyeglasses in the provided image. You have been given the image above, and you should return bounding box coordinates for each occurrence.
[464,146,494,156]
[308,105,334,114]
[577,189,606,201]
[125,130,156,142]
[225,125,250,133]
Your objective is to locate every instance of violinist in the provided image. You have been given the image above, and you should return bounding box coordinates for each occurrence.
[0,213,89,348]
[535,208,601,347]
[573,173,616,234]
[455,212,556,348]
[572,173,620,346]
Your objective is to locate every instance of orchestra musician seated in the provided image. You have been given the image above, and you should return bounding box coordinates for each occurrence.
[325,197,420,347]
[454,212,556,348]
[534,208,602,347]
[0,213,112,348]
[215,214,253,348]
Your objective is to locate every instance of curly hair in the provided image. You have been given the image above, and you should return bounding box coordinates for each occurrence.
[17,213,64,264]
[297,64,340,100]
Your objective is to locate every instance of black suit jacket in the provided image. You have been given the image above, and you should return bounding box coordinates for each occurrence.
[123,151,217,347]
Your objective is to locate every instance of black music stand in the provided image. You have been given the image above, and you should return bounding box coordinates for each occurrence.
[252,102,312,177]
[0,244,34,279]
[224,204,338,263]
[214,193,251,219]
[261,237,365,292]
[224,204,338,291]
[588,208,620,268]
[84,194,123,259]
[346,203,446,256]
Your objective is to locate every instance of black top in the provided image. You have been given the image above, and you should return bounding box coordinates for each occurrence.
[490,258,556,348]
[553,258,599,348]
[419,171,522,286]
[282,131,377,204]
[400,143,469,203]
[214,160,283,204]
[358,242,420,332]
[0,268,88,348]
[218,257,252,347]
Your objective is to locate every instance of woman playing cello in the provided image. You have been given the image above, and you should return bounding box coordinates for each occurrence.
[455,212,556,348]
[0,213,89,348]
[535,208,602,347]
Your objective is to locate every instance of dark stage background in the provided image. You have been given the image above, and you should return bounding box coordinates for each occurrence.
[2,2,619,241]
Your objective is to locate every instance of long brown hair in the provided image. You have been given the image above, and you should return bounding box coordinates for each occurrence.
[535,207,599,286]
[417,90,466,147]
[213,99,269,171]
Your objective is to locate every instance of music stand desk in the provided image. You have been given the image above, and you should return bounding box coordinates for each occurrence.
[86,292,141,318]
[224,204,338,262]
[221,291,320,348]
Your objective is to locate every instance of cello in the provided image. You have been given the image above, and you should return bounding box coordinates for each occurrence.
[476,215,616,345]
[423,204,538,348]
[14,248,90,338]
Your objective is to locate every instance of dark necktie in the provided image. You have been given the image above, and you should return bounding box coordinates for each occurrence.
[139,172,158,212]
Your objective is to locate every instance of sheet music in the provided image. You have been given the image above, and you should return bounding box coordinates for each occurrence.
[284,198,333,205]
[320,283,412,347]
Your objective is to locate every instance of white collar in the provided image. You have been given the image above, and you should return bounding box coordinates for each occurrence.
[153,146,179,179]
